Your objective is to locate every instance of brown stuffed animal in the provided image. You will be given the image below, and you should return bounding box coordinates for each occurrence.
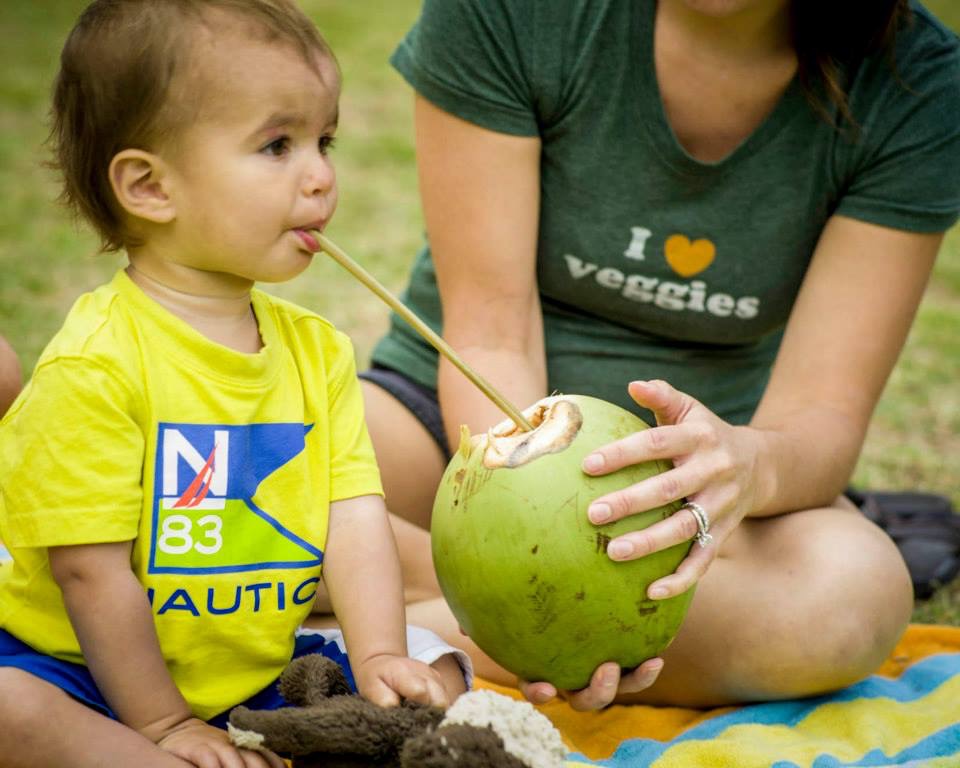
[228,654,565,768]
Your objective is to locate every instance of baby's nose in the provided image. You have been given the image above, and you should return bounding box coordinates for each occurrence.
[302,155,335,196]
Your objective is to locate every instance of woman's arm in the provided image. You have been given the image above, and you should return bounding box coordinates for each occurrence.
[413,95,546,440]
[323,494,448,707]
[414,95,668,702]
[581,215,942,592]
[522,216,940,709]
[748,215,941,514]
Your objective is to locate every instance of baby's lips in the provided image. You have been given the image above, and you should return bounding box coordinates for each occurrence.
[294,228,321,252]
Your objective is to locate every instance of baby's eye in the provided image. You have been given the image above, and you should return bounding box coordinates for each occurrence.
[262,136,290,157]
[318,135,337,155]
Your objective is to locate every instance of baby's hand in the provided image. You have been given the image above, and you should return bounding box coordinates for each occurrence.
[156,717,286,768]
[354,654,450,708]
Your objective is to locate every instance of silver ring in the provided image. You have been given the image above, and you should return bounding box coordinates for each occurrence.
[681,501,713,548]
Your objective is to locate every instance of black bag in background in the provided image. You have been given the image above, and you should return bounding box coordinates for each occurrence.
[847,488,960,600]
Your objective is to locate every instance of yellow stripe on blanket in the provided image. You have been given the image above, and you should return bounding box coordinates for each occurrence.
[647,674,960,767]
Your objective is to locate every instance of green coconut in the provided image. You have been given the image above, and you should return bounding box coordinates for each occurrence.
[431,394,695,690]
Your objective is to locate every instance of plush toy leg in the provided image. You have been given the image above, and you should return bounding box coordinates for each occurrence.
[277,654,351,706]
[230,698,444,763]
[400,724,530,768]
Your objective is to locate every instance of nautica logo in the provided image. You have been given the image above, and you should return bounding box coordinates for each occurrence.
[164,429,227,509]
[149,422,322,575]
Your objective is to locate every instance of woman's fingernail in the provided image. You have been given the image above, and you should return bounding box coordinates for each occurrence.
[648,585,669,599]
[589,503,612,523]
[608,540,633,559]
[583,454,605,472]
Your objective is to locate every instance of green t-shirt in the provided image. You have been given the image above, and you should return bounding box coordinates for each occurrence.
[372,0,960,425]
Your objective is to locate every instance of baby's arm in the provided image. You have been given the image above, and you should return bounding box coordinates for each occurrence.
[49,541,284,768]
[323,495,449,707]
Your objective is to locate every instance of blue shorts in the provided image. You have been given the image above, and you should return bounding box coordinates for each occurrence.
[0,627,355,727]
[0,627,354,728]
[0,625,470,727]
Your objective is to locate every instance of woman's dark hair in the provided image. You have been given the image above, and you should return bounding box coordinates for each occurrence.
[792,0,913,130]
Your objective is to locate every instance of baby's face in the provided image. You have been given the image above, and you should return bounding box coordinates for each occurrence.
[157,28,340,291]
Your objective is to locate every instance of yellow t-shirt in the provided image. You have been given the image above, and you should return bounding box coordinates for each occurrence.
[0,270,382,720]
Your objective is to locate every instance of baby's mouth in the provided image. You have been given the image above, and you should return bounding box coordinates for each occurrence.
[293,228,323,253]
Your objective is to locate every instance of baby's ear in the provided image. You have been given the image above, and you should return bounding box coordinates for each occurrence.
[108,149,175,224]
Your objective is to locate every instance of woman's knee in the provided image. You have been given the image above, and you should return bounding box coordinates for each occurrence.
[766,511,912,690]
[827,517,912,660]
[627,509,913,705]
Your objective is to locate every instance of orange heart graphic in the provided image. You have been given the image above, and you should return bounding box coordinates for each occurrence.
[664,234,716,277]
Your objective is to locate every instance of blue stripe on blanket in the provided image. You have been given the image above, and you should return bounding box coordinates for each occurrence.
[567,653,960,767]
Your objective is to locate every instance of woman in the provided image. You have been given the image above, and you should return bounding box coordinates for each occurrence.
[356,0,960,709]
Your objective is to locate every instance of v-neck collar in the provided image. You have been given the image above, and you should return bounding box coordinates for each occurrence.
[638,0,805,176]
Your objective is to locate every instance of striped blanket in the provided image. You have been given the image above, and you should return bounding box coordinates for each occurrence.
[479,624,960,767]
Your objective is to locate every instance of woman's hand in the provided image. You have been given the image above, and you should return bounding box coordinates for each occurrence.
[516,379,762,710]
[519,657,666,711]
[584,379,764,600]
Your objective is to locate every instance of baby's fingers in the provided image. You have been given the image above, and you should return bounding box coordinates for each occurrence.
[363,677,401,708]
[395,669,449,708]
[239,748,286,768]
[177,742,241,768]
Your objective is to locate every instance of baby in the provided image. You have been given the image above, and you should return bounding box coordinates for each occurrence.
[0,2,468,767]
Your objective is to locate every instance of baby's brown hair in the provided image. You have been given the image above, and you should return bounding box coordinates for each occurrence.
[51,0,335,252]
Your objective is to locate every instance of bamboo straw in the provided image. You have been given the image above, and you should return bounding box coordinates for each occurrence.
[317,233,534,433]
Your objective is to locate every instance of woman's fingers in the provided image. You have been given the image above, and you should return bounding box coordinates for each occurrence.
[521,658,665,711]
[604,502,705,561]
[616,657,665,695]
[582,423,701,476]
[563,663,623,711]
[646,534,718,598]
[588,460,711,525]
[519,679,557,705]
[564,657,665,711]
[628,379,694,425]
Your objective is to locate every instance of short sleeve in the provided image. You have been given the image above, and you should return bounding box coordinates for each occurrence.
[0,357,144,547]
[390,0,539,136]
[324,332,383,502]
[836,13,960,233]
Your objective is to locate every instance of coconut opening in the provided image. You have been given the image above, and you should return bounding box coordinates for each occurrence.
[481,396,583,469]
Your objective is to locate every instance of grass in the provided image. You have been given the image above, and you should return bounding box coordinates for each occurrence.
[0,0,958,623]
